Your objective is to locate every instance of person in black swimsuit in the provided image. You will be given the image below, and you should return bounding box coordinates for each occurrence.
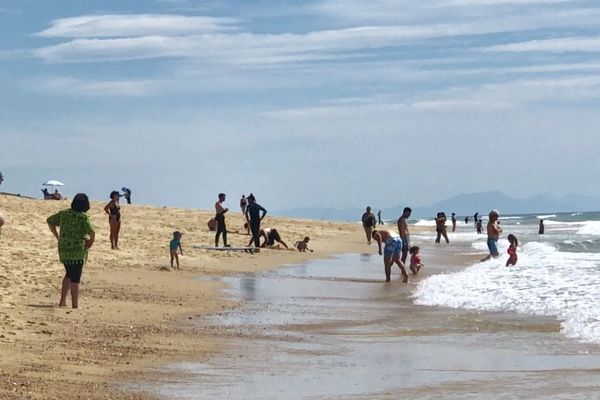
[245,194,267,249]
[104,191,121,249]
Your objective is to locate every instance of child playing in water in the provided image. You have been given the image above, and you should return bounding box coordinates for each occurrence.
[409,246,424,275]
[295,237,313,252]
[170,231,183,269]
[506,234,518,267]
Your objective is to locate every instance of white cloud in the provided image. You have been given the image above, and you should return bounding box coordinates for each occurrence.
[36,14,239,38]
[486,36,600,53]
[32,77,164,96]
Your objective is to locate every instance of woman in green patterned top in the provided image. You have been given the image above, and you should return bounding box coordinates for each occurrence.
[47,193,95,309]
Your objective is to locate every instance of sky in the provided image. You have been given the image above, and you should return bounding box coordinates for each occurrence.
[2,0,600,211]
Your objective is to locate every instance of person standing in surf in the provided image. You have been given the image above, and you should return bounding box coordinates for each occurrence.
[451,212,457,232]
[481,209,503,262]
[397,207,412,264]
[372,229,409,283]
[506,234,518,267]
[539,220,545,235]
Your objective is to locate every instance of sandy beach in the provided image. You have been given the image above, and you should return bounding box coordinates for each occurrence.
[2,194,600,399]
[0,194,360,399]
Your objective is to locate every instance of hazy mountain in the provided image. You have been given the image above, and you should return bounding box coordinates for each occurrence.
[274,191,600,221]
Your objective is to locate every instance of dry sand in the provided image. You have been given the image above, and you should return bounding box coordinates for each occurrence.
[0,194,364,399]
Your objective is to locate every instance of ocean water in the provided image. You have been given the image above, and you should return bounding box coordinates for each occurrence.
[413,211,600,344]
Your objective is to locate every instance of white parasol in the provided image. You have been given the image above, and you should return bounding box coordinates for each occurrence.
[43,180,65,186]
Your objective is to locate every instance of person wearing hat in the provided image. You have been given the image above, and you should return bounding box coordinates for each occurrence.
[170,231,184,269]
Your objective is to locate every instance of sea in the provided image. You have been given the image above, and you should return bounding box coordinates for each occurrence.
[411,211,600,345]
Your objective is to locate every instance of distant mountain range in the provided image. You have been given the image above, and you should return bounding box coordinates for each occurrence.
[274,191,600,222]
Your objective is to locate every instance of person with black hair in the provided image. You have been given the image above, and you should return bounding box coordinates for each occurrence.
[215,193,229,247]
[251,228,289,249]
[245,194,267,249]
[121,187,132,204]
[397,207,412,263]
[47,193,95,308]
[104,191,121,249]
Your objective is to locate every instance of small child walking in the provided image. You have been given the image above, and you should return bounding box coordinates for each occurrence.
[409,246,424,275]
[170,231,183,269]
[295,237,313,252]
[506,234,518,267]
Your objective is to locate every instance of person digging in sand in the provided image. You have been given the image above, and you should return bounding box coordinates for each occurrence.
[295,236,313,252]
[372,229,409,283]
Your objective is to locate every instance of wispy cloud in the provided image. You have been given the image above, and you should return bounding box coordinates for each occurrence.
[32,77,164,96]
[486,36,600,53]
[36,14,239,38]
[33,5,600,65]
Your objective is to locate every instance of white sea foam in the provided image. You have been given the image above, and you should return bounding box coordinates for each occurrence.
[414,241,600,344]
[576,221,600,236]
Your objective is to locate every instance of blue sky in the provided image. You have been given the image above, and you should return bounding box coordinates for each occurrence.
[2,0,600,211]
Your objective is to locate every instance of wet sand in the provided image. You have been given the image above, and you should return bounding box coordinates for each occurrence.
[145,246,600,399]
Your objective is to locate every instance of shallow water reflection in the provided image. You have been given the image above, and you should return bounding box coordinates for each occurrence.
[150,253,600,400]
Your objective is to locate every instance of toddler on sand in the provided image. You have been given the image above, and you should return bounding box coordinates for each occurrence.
[506,234,518,267]
[295,236,313,252]
[170,231,183,269]
[409,246,424,275]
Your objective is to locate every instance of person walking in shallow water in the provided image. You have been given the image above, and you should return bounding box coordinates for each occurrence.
[539,220,545,235]
[361,207,377,245]
[481,209,503,262]
[451,213,457,232]
[47,193,95,309]
[435,212,450,244]
[397,207,412,264]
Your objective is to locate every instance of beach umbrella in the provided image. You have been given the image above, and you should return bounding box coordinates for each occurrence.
[43,180,65,186]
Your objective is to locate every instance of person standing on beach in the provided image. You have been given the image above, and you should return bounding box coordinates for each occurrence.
[246,194,267,248]
[397,207,412,263]
[474,212,479,227]
[104,191,121,249]
[47,193,95,309]
[465,216,469,224]
[377,210,384,225]
[240,194,247,215]
[361,207,377,245]
[121,187,132,204]
[215,193,229,247]
[481,209,503,262]
[539,220,545,235]
[372,229,409,283]
[451,213,457,232]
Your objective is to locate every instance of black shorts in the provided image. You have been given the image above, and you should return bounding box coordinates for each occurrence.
[63,262,84,283]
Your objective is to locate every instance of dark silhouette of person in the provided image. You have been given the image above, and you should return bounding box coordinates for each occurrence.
[121,187,132,204]
[377,210,384,225]
[215,193,229,247]
[539,220,545,235]
[245,194,267,248]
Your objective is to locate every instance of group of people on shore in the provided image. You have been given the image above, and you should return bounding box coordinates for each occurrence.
[42,190,314,309]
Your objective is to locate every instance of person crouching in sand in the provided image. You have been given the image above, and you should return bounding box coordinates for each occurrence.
[170,231,183,269]
[295,236,313,252]
[506,234,518,267]
[481,209,503,262]
[409,246,424,275]
[372,230,409,283]
[47,193,95,309]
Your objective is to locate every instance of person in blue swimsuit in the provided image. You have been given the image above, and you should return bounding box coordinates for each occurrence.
[372,230,409,283]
